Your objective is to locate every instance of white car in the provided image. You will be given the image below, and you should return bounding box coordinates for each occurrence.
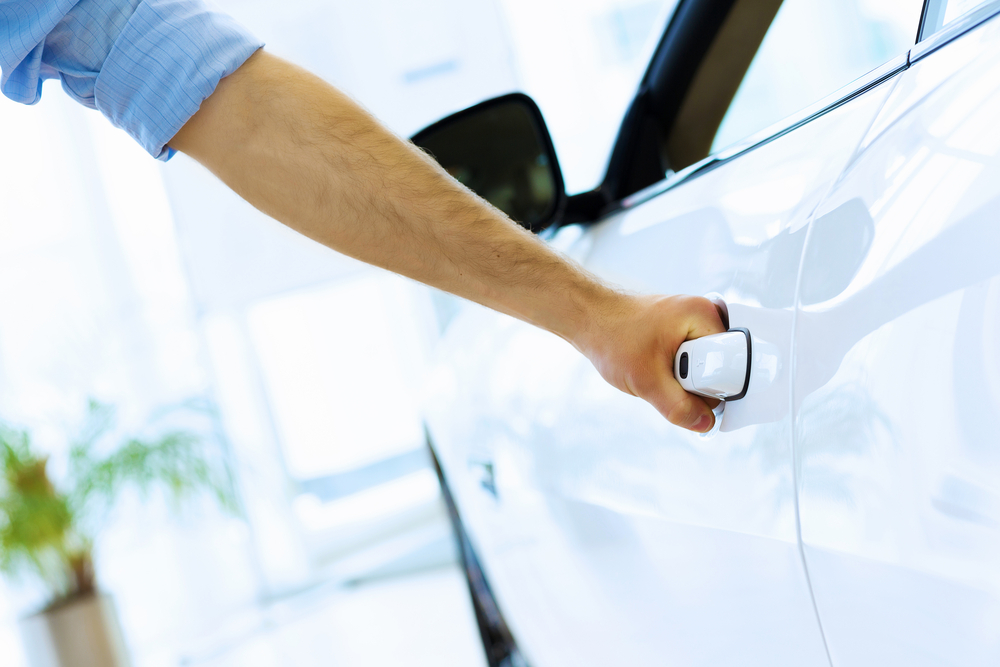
[414,0,1000,665]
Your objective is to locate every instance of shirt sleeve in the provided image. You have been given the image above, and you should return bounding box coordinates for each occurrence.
[0,0,264,161]
[0,0,79,103]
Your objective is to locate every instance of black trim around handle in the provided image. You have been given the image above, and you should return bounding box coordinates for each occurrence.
[727,327,752,401]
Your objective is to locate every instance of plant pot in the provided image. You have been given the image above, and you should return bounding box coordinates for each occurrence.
[18,593,131,667]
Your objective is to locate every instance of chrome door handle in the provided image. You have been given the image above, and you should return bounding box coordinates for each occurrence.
[674,328,752,401]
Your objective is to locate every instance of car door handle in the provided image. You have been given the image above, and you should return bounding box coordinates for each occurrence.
[674,328,752,401]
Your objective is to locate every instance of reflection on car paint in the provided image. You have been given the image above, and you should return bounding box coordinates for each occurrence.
[424,10,1000,667]
[426,61,898,667]
[794,16,1000,664]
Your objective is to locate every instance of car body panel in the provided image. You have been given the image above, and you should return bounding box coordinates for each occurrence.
[793,14,1000,665]
[424,60,902,666]
[425,6,1000,666]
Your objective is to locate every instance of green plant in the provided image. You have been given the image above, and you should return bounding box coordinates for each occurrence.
[0,400,237,609]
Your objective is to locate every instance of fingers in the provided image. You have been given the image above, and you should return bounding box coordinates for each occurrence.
[579,293,729,433]
[650,296,725,432]
[682,296,728,340]
[666,388,716,433]
[641,369,717,433]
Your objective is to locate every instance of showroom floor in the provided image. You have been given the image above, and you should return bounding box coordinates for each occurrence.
[180,565,487,667]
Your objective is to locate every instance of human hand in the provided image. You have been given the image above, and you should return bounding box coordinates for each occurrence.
[573,294,728,432]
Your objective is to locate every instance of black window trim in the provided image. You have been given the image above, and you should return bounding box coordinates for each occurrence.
[598,0,742,205]
[614,0,1000,216]
[919,0,944,41]
[618,53,909,212]
[914,0,1000,59]
[577,0,1000,227]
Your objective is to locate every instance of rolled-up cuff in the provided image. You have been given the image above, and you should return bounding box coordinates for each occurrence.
[94,0,263,161]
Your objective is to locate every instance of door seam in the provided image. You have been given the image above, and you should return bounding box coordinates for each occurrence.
[787,69,906,667]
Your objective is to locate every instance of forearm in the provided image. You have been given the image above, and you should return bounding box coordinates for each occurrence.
[169,50,614,343]
[170,49,725,432]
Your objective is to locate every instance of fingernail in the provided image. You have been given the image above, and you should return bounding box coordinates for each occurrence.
[694,414,712,432]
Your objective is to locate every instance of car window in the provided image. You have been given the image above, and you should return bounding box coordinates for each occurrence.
[711,0,924,154]
[921,0,997,38]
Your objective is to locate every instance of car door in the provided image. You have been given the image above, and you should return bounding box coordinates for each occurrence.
[792,5,1000,665]
[423,1,925,665]
[493,84,904,667]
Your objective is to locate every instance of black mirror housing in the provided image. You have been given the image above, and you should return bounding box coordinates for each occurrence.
[411,93,566,232]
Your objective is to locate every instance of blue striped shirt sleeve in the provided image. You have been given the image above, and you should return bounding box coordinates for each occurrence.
[0,0,264,160]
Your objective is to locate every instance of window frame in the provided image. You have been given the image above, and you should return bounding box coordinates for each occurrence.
[915,0,1000,55]
[619,2,921,212]
[619,52,908,212]
[587,0,1000,224]
[919,0,1000,40]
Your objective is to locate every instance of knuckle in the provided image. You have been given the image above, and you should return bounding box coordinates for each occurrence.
[688,297,725,333]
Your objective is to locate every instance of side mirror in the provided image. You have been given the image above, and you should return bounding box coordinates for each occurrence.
[411,93,566,232]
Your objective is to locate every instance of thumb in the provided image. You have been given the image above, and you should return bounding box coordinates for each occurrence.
[644,373,717,432]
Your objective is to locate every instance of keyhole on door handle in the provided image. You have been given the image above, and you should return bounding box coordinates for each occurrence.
[674,322,752,439]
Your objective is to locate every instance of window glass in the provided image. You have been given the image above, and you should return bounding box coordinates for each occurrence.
[712,0,924,154]
[943,0,995,21]
[922,0,996,38]
[247,274,433,479]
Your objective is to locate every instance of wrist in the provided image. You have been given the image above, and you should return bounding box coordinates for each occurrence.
[554,277,631,353]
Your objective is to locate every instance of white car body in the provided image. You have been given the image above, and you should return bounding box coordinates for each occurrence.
[424,5,1000,666]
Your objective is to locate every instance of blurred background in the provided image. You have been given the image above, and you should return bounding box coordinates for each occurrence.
[0,0,675,664]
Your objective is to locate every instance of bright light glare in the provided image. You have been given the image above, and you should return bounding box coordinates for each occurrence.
[499,0,679,193]
[247,274,431,478]
[294,469,441,532]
